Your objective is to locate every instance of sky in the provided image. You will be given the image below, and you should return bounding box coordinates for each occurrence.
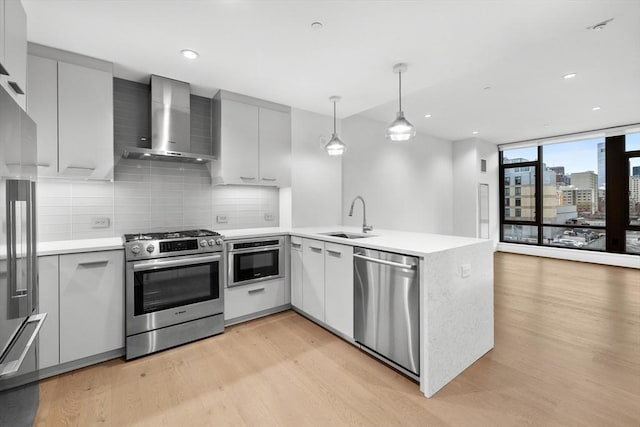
[504,132,640,176]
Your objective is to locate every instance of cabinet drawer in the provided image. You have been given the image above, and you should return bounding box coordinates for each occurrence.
[224,279,286,320]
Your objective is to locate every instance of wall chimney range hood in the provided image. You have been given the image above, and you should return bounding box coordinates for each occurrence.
[122,75,219,164]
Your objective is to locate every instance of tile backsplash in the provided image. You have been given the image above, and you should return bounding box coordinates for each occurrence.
[37,159,280,242]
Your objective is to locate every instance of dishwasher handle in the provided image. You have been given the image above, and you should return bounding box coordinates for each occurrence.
[353,253,417,270]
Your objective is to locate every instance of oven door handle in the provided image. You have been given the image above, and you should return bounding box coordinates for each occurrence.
[133,255,220,272]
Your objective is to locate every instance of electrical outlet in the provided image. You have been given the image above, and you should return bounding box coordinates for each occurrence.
[460,264,471,278]
[264,213,274,221]
[216,215,228,224]
[91,217,111,229]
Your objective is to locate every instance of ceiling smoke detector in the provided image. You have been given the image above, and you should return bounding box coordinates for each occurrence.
[586,18,614,31]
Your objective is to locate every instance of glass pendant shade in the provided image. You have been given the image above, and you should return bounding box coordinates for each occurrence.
[385,63,416,142]
[385,111,416,142]
[325,96,345,156]
[325,133,346,156]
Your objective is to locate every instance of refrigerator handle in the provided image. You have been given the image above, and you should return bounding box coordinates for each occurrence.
[0,313,47,378]
[5,180,29,320]
[27,181,37,313]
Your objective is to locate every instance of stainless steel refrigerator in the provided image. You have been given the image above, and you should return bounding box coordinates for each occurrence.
[0,85,46,426]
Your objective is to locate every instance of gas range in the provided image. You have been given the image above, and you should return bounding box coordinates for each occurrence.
[123,229,224,261]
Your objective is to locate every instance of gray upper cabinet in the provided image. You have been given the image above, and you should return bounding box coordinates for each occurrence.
[58,61,113,179]
[220,98,260,184]
[213,90,291,187]
[259,107,291,185]
[1,0,27,109]
[26,55,57,176]
[26,46,114,180]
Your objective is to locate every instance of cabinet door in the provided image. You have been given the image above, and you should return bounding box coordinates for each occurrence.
[302,239,325,321]
[221,99,259,184]
[2,0,26,109]
[27,55,58,177]
[38,255,59,369]
[59,250,124,363]
[290,237,303,309]
[58,61,113,180]
[324,242,354,338]
[258,107,291,187]
[224,279,286,321]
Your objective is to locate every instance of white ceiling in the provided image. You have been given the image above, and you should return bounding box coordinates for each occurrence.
[23,0,640,144]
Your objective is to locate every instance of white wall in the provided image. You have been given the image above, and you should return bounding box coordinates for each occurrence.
[452,138,499,243]
[341,115,454,234]
[290,108,342,227]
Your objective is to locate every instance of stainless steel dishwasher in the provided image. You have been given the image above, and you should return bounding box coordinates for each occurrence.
[354,247,420,379]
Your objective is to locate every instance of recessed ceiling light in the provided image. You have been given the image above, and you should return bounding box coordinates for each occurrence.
[424,114,432,118]
[483,86,492,90]
[563,73,577,79]
[181,49,199,60]
[472,131,479,135]
[592,106,601,111]
[311,21,323,30]
[196,158,203,161]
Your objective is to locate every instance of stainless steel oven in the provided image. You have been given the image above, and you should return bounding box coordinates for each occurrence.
[124,230,224,359]
[227,237,284,287]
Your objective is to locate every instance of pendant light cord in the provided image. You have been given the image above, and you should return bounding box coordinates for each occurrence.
[333,100,337,133]
[398,71,402,112]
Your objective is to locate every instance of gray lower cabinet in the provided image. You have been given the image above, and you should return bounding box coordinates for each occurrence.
[301,239,325,321]
[59,250,124,363]
[38,255,59,370]
[324,242,354,339]
[38,250,125,371]
[224,279,286,322]
[290,236,303,309]
[296,238,354,339]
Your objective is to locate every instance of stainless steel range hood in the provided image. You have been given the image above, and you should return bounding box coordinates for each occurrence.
[122,75,218,164]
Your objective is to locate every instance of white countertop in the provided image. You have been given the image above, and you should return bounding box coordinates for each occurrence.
[35,226,489,258]
[290,226,489,257]
[38,237,124,256]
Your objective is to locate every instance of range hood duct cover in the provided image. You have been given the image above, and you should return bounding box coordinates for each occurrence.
[122,75,219,165]
[151,75,191,153]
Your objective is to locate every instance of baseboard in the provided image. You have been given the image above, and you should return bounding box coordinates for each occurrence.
[37,348,124,381]
[497,243,639,269]
[224,304,291,327]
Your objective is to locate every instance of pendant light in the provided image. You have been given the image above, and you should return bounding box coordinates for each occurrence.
[325,96,346,156]
[385,63,416,142]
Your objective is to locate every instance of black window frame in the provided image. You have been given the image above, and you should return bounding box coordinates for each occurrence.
[500,135,638,254]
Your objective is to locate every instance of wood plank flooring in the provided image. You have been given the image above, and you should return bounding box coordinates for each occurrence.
[34,253,640,426]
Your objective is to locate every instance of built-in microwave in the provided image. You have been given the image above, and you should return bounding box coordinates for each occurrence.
[226,237,284,287]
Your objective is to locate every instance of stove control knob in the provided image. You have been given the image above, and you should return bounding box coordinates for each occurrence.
[207,239,216,247]
[215,238,224,246]
[200,240,208,248]
[131,245,141,254]
[146,244,155,253]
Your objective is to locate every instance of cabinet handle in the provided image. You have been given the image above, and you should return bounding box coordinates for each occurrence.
[261,177,276,182]
[326,249,342,257]
[248,287,265,294]
[77,260,109,267]
[65,166,96,171]
[37,163,51,168]
[291,243,301,249]
[8,81,24,95]
[0,62,8,76]
[309,246,323,252]
[240,176,256,181]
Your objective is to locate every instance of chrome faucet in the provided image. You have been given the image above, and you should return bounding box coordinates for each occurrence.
[348,196,373,233]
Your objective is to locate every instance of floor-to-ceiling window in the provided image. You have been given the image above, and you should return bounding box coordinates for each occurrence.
[500,128,639,255]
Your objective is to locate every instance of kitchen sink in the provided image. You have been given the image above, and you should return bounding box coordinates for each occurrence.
[319,231,375,239]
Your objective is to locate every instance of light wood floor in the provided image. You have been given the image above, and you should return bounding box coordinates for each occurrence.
[35,253,640,426]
